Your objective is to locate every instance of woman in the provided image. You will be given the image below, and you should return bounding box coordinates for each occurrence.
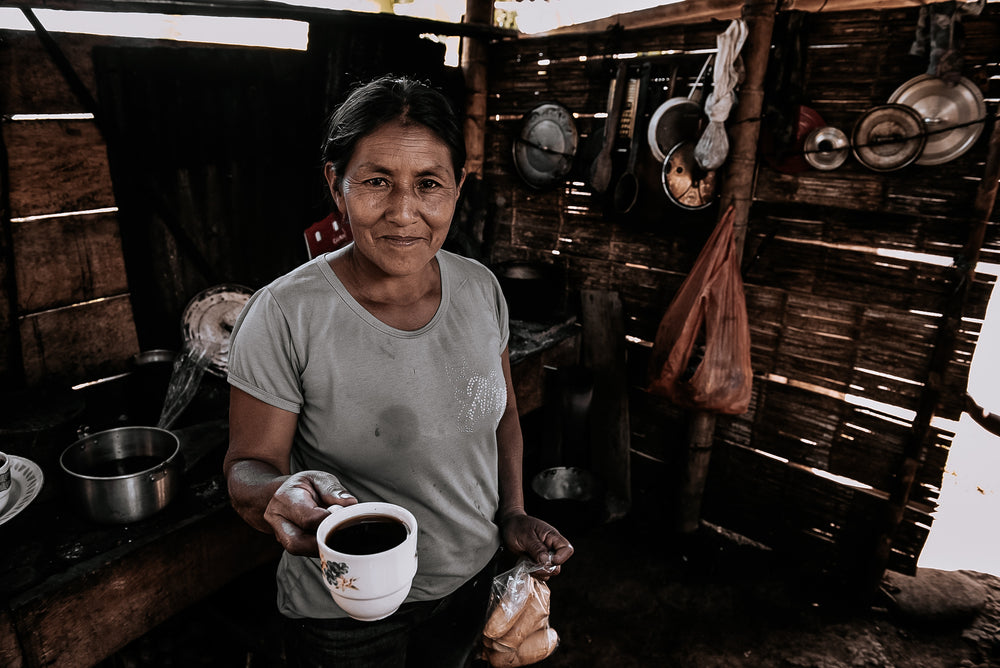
[223,75,573,668]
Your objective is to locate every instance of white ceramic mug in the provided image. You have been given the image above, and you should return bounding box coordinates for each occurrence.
[0,452,11,507]
[316,501,418,621]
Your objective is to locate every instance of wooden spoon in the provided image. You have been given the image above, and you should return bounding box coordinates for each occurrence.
[589,61,628,194]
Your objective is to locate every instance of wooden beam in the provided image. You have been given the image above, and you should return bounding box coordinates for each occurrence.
[3,0,513,39]
[721,0,777,251]
[581,289,631,520]
[531,0,930,36]
[675,0,777,535]
[461,0,493,178]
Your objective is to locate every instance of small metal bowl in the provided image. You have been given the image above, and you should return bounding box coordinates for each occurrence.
[531,466,598,502]
[803,126,850,171]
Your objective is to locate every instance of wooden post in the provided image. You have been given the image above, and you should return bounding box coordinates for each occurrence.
[461,0,492,177]
[864,106,1000,601]
[581,289,631,521]
[720,0,778,252]
[675,0,777,535]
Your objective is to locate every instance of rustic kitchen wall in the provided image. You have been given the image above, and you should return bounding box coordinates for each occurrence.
[485,4,1000,582]
[0,29,140,388]
[0,16,462,388]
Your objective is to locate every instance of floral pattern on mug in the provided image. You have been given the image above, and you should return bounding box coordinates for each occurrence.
[321,557,358,591]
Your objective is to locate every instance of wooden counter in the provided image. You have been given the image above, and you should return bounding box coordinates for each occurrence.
[0,319,579,668]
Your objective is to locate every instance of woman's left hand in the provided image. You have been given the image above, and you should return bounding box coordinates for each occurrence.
[500,513,574,580]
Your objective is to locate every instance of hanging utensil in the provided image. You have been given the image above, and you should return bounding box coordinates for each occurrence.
[803,126,850,171]
[852,104,926,172]
[613,62,652,214]
[589,61,629,194]
[512,102,579,189]
[662,140,717,210]
[888,74,986,165]
[646,54,714,163]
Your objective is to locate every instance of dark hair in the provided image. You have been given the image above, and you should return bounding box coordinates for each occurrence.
[320,75,466,185]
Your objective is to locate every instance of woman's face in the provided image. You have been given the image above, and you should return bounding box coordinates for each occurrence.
[327,119,465,278]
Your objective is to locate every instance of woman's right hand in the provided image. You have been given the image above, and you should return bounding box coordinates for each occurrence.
[263,470,358,556]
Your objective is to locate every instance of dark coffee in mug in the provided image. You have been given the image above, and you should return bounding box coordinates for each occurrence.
[325,514,409,555]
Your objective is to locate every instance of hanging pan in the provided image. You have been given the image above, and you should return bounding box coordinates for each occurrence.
[512,102,579,189]
[646,55,714,163]
[888,74,986,166]
[661,140,717,210]
[851,104,926,172]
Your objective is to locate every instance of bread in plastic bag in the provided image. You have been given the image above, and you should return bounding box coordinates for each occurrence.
[482,557,559,666]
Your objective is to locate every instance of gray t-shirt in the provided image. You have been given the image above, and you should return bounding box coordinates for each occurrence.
[227,247,508,619]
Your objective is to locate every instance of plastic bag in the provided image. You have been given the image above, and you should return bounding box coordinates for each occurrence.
[482,558,560,667]
[694,19,748,171]
[646,205,752,415]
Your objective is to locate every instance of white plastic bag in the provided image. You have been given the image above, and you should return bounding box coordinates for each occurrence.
[695,19,748,171]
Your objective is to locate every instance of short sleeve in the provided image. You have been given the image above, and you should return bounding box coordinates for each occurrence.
[495,275,510,354]
[226,287,304,413]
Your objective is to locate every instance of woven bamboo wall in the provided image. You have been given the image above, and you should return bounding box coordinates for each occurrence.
[486,6,1000,577]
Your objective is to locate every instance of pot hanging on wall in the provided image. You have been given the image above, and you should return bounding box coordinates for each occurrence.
[646,56,713,163]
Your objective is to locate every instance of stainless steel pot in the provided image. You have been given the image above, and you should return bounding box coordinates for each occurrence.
[59,426,182,524]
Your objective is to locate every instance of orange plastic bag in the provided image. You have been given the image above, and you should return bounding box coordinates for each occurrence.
[646,205,752,415]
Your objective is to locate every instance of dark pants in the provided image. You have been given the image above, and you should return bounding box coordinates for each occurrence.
[283,553,499,668]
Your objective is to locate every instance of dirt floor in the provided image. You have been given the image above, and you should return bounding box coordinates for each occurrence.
[526,503,1000,668]
[97,494,1000,668]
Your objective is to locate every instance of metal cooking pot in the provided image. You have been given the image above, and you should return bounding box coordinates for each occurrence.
[494,261,562,322]
[59,426,182,524]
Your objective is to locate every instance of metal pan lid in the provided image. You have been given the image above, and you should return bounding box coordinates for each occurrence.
[661,141,717,210]
[888,74,986,165]
[511,103,578,189]
[803,126,849,171]
[851,104,926,172]
[181,284,254,377]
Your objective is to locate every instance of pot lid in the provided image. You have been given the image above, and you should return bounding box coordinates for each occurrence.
[852,104,926,172]
[512,103,578,189]
[661,141,717,210]
[888,74,986,165]
[803,126,849,171]
[181,284,253,377]
[647,97,703,163]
